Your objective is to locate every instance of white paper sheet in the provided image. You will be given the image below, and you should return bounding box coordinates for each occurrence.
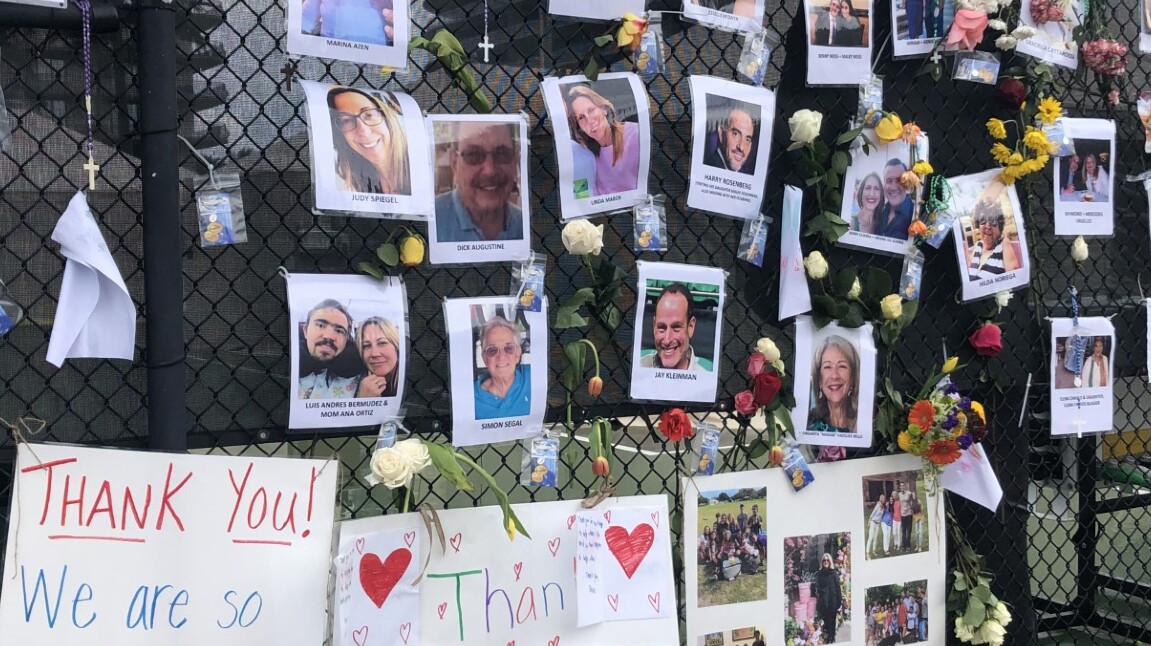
[837,131,929,256]
[1053,118,1115,236]
[1016,0,1080,69]
[804,0,873,85]
[285,0,410,70]
[939,443,1004,511]
[682,0,766,34]
[549,0,646,19]
[947,169,1032,302]
[779,185,813,320]
[1050,316,1115,436]
[576,507,673,626]
[46,190,136,366]
[685,76,775,221]
[792,316,877,448]
[333,526,421,646]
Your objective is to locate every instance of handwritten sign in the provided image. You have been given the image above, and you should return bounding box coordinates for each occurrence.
[333,526,421,646]
[335,495,678,645]
[0,443,338,646]
[576,507,672,626]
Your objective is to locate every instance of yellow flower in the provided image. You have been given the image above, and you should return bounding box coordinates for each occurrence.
[616,12,649,52]
[912,160,934,177]
[1037,96,1062,125]
[506,516,516,541]
[1007,152,1023,166]
[986,118,1007,140]
[999,164,1021,185]
[897,431,912,452]
[941,356,959,374]
[875,113,904,144]
[970,401,986,422]
[399,234,425,266]
[1023,127,1051,154]
[990,143,1013,164]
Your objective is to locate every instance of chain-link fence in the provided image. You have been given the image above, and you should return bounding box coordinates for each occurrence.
[3,0,1151,643]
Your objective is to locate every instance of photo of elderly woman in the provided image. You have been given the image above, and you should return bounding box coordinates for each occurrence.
[960,194,1023,282]
[808,334,861,435]
[471,306,532,420]
[794,316,876,448]
[562,80,642,199]
[327,86,411,195]
[948,169,1031,302]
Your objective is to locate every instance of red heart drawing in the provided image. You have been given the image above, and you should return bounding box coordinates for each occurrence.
[548,537,561,556]
[404,531,416,548]
[566,514,576,530]
[449,533,463,553]
[359,548,412,608]
[650,511,660,528]
[605,523,655,579]
[607,593,619,611]
[647,592,660,612]
[603,510,612,523]
[355,537,365,554]
[548,637,561,646]
[399,622,412,644]
[352,626,369,646]
[513,562,523,580]
[437,602,447,619]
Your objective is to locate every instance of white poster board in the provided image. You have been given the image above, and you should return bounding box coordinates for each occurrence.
[804,0,873,85]
[0,444,338,646]
[334,495,678,645]
[684,454,945,646]
[549,0,646,19]
[779,185,813,320]
[285,0,410,69]
[792,316,877,448]
[947,169,1032,302]
[1016,0,1080,69]
[838,130,929,256]
[686,75,775,221]
[1050,316,1115,436]
[683,0,767,34]
[1053,118,1115,236]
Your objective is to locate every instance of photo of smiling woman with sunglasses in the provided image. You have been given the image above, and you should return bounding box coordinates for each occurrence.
[473,314,531,420]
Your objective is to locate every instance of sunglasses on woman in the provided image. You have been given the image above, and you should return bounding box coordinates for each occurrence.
[482,343,520,359]
[335,108,386,132]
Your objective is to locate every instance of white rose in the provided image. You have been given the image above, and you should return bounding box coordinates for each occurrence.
[975,618,1007,646]
[394,438,432,472]
[880,294,903,320]
[561,220,604,256]
[995,35,1018,50]
[788,109,824,145]
[954,617,976,642]
[370,447,413,489]
[756,337,781,363]
[1071,235,1089,262]
[994,290,1013,309]
[991,601,1012,625]
[847,277,862,300]
[987,19,1007,31]
[803,251,829,279]
[1011,25,1036,39]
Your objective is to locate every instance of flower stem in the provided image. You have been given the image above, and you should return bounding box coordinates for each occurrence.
[577,339,602,378]
[402,483,411,514]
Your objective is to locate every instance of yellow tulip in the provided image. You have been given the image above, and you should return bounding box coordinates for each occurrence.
[874,113,904,144]
[941,356,959,374]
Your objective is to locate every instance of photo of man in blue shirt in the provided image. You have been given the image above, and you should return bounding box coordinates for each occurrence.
[435,119,525,243]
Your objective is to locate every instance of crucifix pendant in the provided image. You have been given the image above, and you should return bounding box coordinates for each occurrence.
[478,33,495,63]
[83,154,100,191]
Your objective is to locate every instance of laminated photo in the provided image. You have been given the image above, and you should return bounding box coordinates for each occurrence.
[542,73,652,220]
[1050,316,1115,436]
[1016,0,1080,69]
[1053,118,1115,236]
[686,76,775,220]
[427,114,531,263]
[683,0,767,35]
[549,0,646,19]
[630,262,726,404]
[891,0,955,57]
[792,316,877,449]
[301,80,433,219]
[948,169,1031,302]
[804,0,873,85]
[445,296,548,447]
[287,273,407,430]
[837,130,929,256]
[285,0,410,70]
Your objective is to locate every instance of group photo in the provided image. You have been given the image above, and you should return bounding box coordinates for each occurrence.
[696,488,768,608]
[784,532,852,645]
[862,470,930,559]
[864,580,929,645]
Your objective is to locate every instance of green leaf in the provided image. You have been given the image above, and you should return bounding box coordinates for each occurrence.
[897,298,920,328]
[840,302,864,328]
[787,141,805,152]
[835,127,862,146]
[812,294,840,318]
[775,408,795,438]
[562,341,587,392]
[805,175,823,187]
[377,243,399,266]
[747,439,769,459]
[556,287,596,329]
[963,597,987,627]
[915,63,937,78]
[425,443,474,492]
[583,59,600,81]
[555,309,589,329]
[358,262,386,280]
[865,267,893,302]
[594,34,615,46]
[831,151,850,174]
[972,585,994,603]
[834,266,859,298]
[811,140,829,163]
[603,304,623,331]
[880,321,899,347]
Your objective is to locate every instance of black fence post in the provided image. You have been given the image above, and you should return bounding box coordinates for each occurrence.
[137,0,186,452]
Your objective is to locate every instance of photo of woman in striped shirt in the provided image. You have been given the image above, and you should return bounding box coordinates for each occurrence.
[965,198,1022,282]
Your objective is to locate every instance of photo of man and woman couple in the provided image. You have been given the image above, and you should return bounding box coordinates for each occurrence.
[696,488,768,608]
[862,470,930,560]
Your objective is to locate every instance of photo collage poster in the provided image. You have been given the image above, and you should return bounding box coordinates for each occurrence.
[804,0,873,85]
[682,0,767,35]
[426,114,532,264]
[683,454,945,646]
[1016,0,1081,69]
[445,295,548,447]
[791,316,877,449]
[947,168,1032,302]
[1050,316,1116,437]
[542,72,652,220]
[890,0,955,57]
[1053,117,1116,236]
[285,0,411,69]
[686,75,776,221]
[287,273,407,430]
[549,0,647,20]
[301,80,434,219]
[838,129,930,256]
[630,261,726,403]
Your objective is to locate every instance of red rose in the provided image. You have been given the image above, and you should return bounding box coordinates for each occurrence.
[969,322,1003,357]
[746,352,766,377]
[995,78,1026,110]
[753,371,782,406]
[734,390,758,416]
[658,408,694,442]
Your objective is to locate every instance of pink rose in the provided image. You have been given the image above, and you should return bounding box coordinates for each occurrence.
[746,352,766,377]
[968,322,1003,357]
[734,390,758,416]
